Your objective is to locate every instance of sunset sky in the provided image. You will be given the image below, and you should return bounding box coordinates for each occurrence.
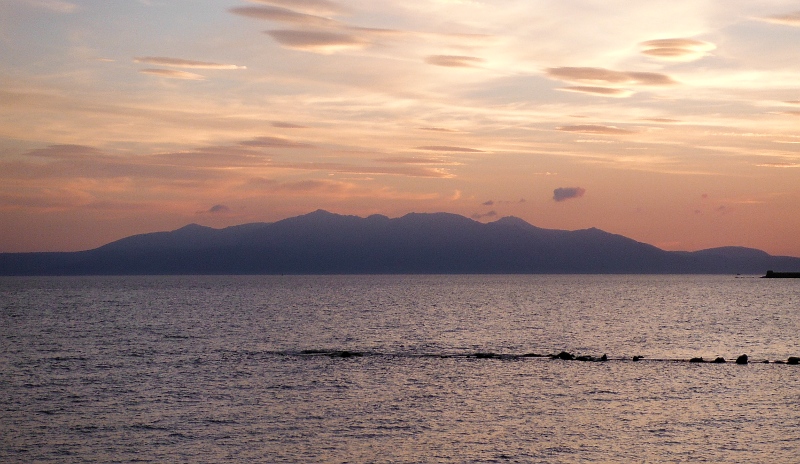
[1,0,799,256]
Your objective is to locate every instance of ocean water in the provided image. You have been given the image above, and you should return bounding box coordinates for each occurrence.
[1,274,799,463]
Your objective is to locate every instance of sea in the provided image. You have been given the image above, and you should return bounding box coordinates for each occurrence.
[1,274,799,463]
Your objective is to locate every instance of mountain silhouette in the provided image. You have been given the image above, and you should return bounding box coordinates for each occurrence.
[1,210,798,275]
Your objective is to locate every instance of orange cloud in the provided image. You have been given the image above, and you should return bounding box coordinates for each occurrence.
[134,57,246,70]
[239,136,313,148]
[556,125,635,135]
[415,146,485,153]
[424,55,484,68]
[639,38,715,61]
[758,11,800,27]
[546,67,677,86]
[246,0,346,16]
[558,86,633,97]
[265,29,367,52]
[139,69,204,80]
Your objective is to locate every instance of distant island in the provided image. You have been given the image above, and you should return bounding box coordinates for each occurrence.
[2,210,800,275]
[763,271,800,278]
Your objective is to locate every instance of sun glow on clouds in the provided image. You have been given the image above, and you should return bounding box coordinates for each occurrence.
[3,0,800,255]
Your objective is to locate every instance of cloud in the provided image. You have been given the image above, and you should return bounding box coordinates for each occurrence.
[546,67,677,86]
[558,86,633,97]
[482,200,494,206]
[134,57,246,70]
[247,0,345,16]
[553,187,585,202]
[756,162,800,168]
[272,121,308,129]
[642,118,679,123]
[207,204,231,213]
[265,29,367,53]
[556,125,635,135]
[229,5,335,26]
[415,145,485,152]
[639,38,715,61]
[139,68,205,80]
[25,0,76,13]
[472,210,497,220]
[418,127,461,133]
[377,157,456,165]
[758,11,800,27]
[239,136,313,148]
[424,55,484,68]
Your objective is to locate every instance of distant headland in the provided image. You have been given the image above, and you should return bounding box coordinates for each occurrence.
[763,270,800,278]
[2,210,800,275]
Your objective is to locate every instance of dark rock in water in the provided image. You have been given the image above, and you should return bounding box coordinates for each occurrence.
[521,353,545,358]
[689,357,704,363]
[774,360,786,364]
[600,354,608,362]
[632,355,643,361]
[330,350,362,358]
[713,357,726,363]
[552,351,575,361]
[762,360,770,364]
[474,352,498,359]
[735,354,748,364]
[788,357,800,365]
[576,355,594,362]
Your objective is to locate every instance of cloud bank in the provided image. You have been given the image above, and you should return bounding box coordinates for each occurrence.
[553,187,586,202]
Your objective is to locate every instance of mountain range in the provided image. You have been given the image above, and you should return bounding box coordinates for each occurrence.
[1,210,798,275]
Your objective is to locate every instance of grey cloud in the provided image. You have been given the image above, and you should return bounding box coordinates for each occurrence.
[208,204,231,213]
[759,11,800,26]
[229,5,335,26]
[139,68,204,80]
[424,55,484,68]
[557,125,635,135]
[553,187,585,202]
[377,157,452,165]
[247,0,346,16]
[546,67,676,86]
[418,127,460,133]
[415,145,485,153]
[265,29,367,51]
[240,136,313,148]
[272,121,308,129]
[482,200,494,206]
[471,210,497,220]
[134,57,245,69]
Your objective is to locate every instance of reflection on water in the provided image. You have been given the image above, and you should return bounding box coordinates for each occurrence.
[1,275,799,462]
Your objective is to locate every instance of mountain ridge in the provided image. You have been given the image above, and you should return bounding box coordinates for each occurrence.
[1,210,798,275]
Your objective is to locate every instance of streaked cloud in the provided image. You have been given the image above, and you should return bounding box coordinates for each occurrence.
[134,57,246,70]
[265,29,367,53]
[246,0,346,16]
[756,162,800,168]
[471,210,497,220]
[25,0,76,13]
[229,5,336,26]
[556,125,635,135]
[553,187,585,202]
[424,55,484,68]
[139,69,205,80]
[207,204,231,213]
[271,122,308,129]
[418,127,461,133]
[239,136,313,148]
[758,11,800,27]
[639,38,715,61]
[415,146,485,153]
[558,86,633,97]
[546,67,677,86]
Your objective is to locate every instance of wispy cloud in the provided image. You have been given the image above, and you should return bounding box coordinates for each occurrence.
[139,68,205,80]
[239,136,313,148]
[134,57,246,70]
[639,38,715,61]
[556,125,635,135]
[553,187,585,202]
[272,121,308,129]
[758,11,800,27]
[25,0,76,13]
[546,67,677,86]
[415,145,485,153]
[246,0,346,16]
[471,210,497,220]
[265,29,367,53]
[229,5,336,26]
[424,55,484,68]
[558,86,633,97]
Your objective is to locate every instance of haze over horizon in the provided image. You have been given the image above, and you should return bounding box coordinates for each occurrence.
[2,1,800,255]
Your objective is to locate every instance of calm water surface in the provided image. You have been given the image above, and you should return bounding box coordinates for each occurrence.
[1,275,799,462]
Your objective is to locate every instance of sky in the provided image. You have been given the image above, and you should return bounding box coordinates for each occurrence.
[1,0,799,256]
